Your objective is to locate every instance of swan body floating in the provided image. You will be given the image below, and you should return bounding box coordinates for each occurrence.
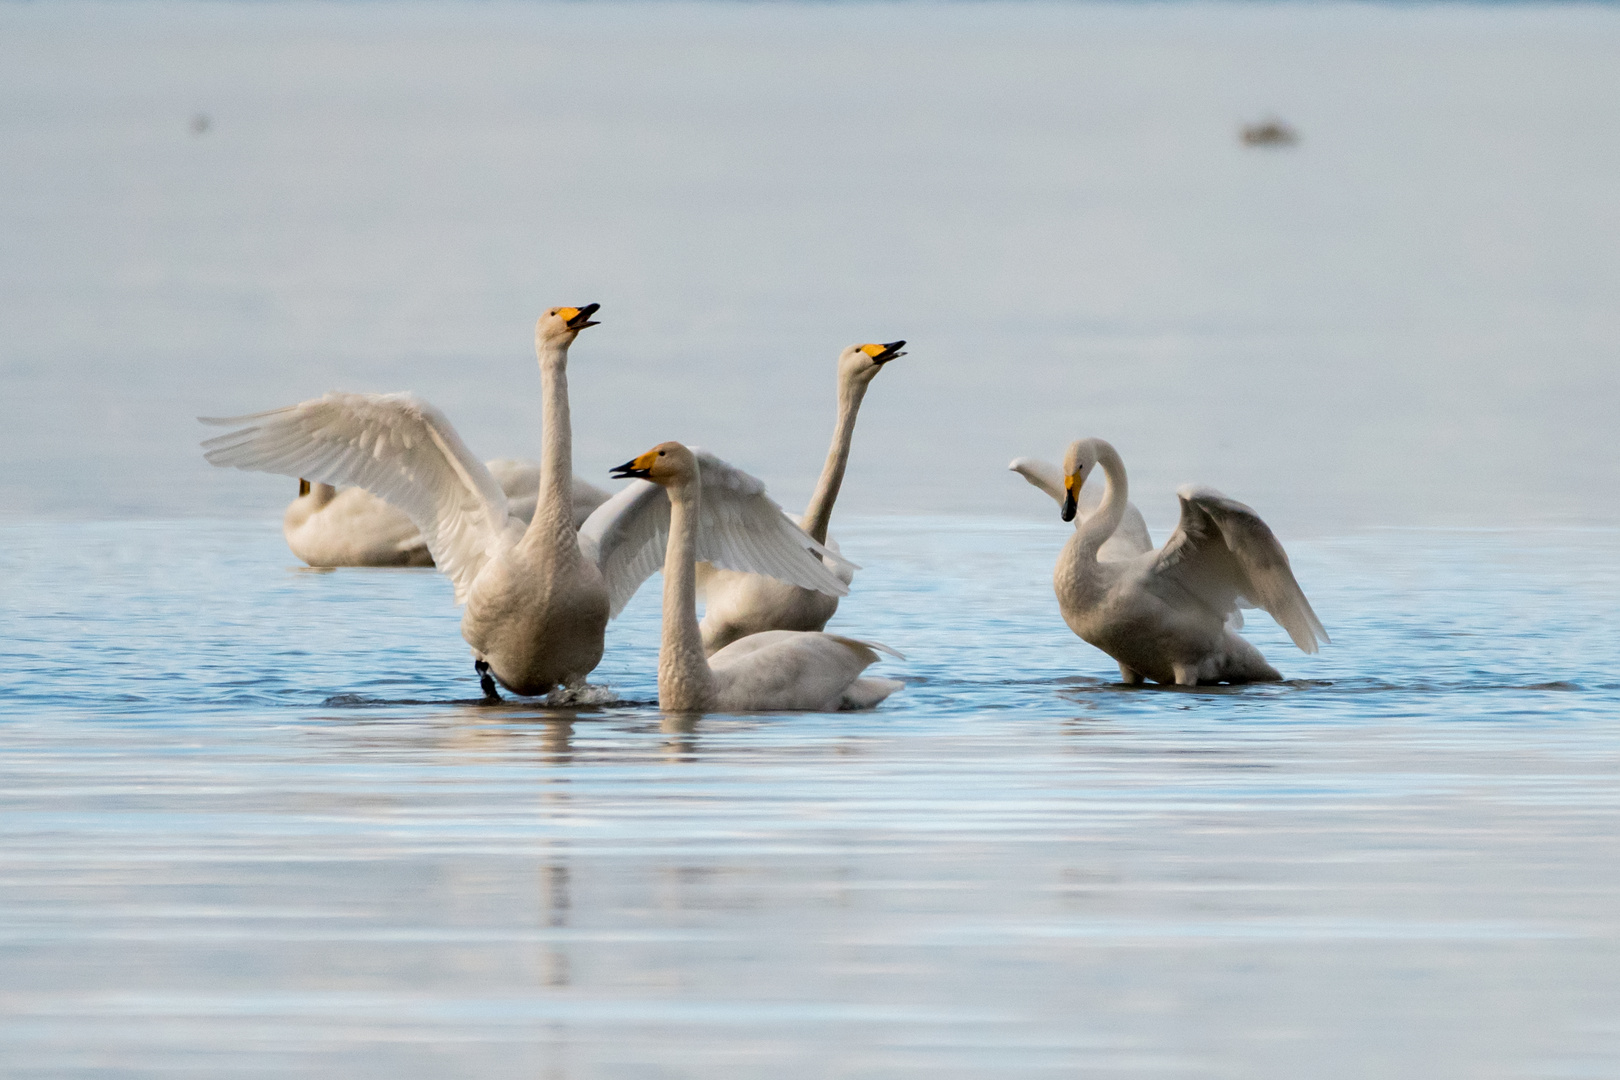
[284,481,433,567]
[1052,437,1327,686]
[614,442,902,713]
[282,462,610,568]
[697,341,905,654]
[203,306,848,698]
[1008,456,1154,562]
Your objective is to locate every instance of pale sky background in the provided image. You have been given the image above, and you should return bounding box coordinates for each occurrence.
[1,1,1617,533]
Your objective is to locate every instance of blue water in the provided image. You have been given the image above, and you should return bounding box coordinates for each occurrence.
[3,518,1619,1077]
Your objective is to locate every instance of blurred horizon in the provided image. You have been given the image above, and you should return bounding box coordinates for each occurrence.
[2,0,1616,532]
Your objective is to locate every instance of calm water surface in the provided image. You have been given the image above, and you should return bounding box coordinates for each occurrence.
[2,518,1618,1077]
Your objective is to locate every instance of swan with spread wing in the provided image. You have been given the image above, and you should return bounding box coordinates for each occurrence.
[1052,437,1327,685]
[695,341,905,654]
[202,305,849,699]
[613,442,902,713]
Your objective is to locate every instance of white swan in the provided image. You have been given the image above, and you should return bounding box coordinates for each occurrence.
[284,481,434,567]
[1053,437,1327,685]
[1008,456,1154,562]
[203,305,849,699]
[282,463,610,568]
[697,341,905,654]
[612,441,902,713]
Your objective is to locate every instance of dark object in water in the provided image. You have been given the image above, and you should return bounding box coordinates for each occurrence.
[1241,119,1297,147]
[191,113,211,136]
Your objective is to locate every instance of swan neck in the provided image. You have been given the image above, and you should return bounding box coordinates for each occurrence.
[799,377,869,544]
[659,478,716,710]
[526,340,576,548]
[1078,446,1129,557]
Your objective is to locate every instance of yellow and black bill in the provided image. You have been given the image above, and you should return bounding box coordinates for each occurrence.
[559,303,601,329]
[860,340,907,364]
[609,449,657,480]
[1061,474,1081,523]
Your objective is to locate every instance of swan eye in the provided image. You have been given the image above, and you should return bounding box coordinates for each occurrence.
[657,451,666,457]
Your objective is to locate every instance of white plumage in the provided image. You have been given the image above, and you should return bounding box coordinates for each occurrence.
[578,449,852,619]
[202,306,847,698]
[612,442,902,713]
[1051,437,1327,686]
[1007,455,1154,562]
[696,341,903,654]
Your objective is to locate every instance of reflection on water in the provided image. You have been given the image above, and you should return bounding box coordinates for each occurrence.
[2,519,1619,1077]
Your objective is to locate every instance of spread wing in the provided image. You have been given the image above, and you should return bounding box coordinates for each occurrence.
[576,450,854,618]
[201,392,511,602]
[1146,485,1328,653]
[1008,456,1066,503]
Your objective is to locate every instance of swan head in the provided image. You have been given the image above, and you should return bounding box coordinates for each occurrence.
[1061,438,1105,522]
[610,441,696,487]
[294,478,335,506]
[839,341,906,384]
[536,304,601,346]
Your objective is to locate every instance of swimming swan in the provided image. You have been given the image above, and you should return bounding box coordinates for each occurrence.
[612,441,902,713]
[1053,437,1327,685]
[282,463,610,568]
[1008,455,1154,562]
[203,306,849,698]
[697,341,905,654]
[284,481,434,567]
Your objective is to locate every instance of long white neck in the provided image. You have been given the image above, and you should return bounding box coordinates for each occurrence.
[523,338,577,553]
[800,375,869,544]
[659,476,717,711]
[1076,445,1129,560]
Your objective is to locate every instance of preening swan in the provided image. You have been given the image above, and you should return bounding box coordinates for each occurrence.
[697,341,905,654]
[1052,437,1327,686]
[612,442,902,713]
[203,305,849,699]
[282,462,610,568]
[1008,456,1153,562]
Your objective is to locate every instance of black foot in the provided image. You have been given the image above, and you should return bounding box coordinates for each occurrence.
[475,660,501,703]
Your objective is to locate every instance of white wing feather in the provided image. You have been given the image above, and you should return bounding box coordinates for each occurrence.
[1007,457,1067,503]
[576,450,854,619]
[201,392,512,602]
[1146,485,1328,653]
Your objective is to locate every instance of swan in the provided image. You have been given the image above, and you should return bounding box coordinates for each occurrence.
[1008,456,1154,562]
[282,463,610,568]
[697,340,905,654]
[1052,437,1327,686]
[284,481,434,567]
[612,441,903,713]
[202,305,850,699]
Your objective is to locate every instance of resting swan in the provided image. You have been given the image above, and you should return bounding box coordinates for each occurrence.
[203,305,849,699]
[697,341,905,654]
[282,463,610,568]
[1053,437,1327,686]
[613,441,903,713]
[1008,456,1153,562]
